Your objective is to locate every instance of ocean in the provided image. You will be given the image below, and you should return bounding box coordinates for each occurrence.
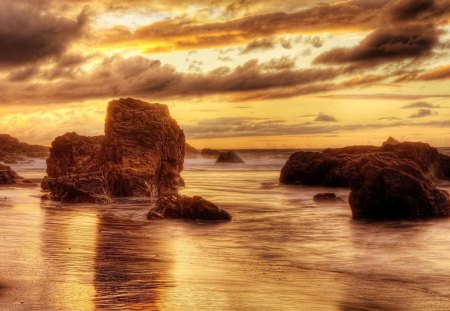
[1,150,450,310]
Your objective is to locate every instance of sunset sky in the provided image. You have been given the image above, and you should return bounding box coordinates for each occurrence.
[0,0,449,148]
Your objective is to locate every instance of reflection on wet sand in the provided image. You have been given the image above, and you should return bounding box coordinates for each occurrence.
[40,202,98,311]
[94,212,173,311]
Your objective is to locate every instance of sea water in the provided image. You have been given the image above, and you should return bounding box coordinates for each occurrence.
[1,150,450,310]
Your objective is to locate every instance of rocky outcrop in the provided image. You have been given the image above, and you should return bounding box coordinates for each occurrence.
[185,143,199,158]
[313,193,343,202]
[348,154,450,219]
[0,134,48,163]
[147,194,232,221]
[46,132,103,178]
[43,172,110,204]
[281,138,450,220]
[216,151,244,164]
[42,98,185,203]
[0,164,24,184]
[102,98,185,197]
[280,139,450,187]
[201,148,221,158]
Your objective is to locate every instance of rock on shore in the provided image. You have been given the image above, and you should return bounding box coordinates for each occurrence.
[281,138,450,220]
[147,194,232,221]
[42,98,185,203]
[0,164,24,184]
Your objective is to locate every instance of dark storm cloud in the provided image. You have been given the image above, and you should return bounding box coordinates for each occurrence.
[314,0,449,68]
[315,23,439,67]
[0,1,89,67]
[385,0,450,22]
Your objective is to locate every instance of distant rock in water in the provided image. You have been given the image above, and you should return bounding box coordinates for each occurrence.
[216,151,244,164]
[281,138,450,220]
[313,193,343,202]
[201,148,221,158]
[147,194,232,221]
[185,143,199,158]
[0,164,24,184]
[43,98,185,203]
[0,134,48,163]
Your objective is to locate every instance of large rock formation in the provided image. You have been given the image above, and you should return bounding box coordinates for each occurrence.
[216,151,244,164]
[348,154,450,219]
[0,164,24,184]
[102,98,185,197]
[281,138,450,220]
[280,138,450,186]
[147,195,232,221]
[0,134,48,163]
[43,98,185,202]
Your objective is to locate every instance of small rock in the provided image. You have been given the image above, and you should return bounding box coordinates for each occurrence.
[147,194,232,221]
[313,193,343,202]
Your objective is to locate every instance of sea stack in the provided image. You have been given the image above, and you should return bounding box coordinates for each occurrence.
[42,98,185,203]
[42,98,231,221]
[216,151,244,164]
[102,98,185,197]
[280,138,450,220]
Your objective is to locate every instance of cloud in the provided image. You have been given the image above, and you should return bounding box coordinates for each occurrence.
[97,0,387,53]
[402,101,440,109]
[0,1,89,67]
[0,56,345,104]
[182,116,450,139]
[385,0,449,22]
[317,93,450,100]
[417,64,450,80]
[240,38,275,54]
[409,108,435,118]
[378,117,402,121]
[314,113,338,122]
[315,23,439,67]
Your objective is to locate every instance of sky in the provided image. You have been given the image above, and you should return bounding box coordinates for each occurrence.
[0,0,449,148]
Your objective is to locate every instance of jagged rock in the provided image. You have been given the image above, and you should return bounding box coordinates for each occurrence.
[0,164,23,184]
[201,148,221,158]
[46,132,103,178]
[281,138,450,220]
[280,139,450,186]
[0,134,48,163]
[147,194,231,221]
[348,154,450,219]
[42,98,185,203]
[216,151,244,164]
[102,98,185,197]
[313,193,343,202]
[44,172,110,204]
